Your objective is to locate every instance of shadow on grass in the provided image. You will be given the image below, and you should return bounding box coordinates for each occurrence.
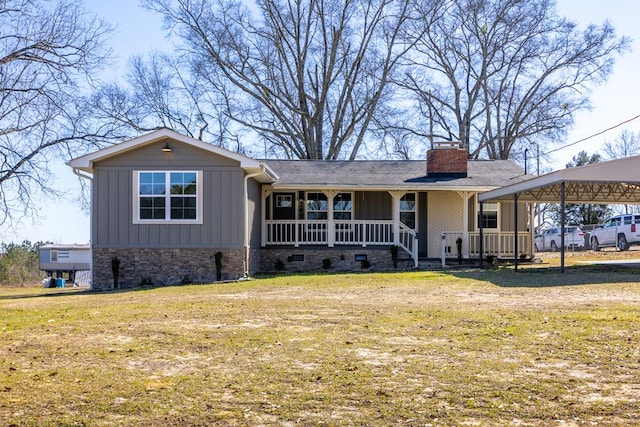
[0,276,260,301]
[0,284,177,301]
[447,263,640,287]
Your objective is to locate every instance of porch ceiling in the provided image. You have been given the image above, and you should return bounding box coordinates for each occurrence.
[479,155,640,204]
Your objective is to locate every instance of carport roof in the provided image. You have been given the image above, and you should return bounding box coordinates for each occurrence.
[479,154,640,203]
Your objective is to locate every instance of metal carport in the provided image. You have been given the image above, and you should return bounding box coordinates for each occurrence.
[478,155,640,272]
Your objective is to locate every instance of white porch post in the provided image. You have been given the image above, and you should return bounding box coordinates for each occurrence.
[325,190,337,247]
[456,191,474,258]
[389,191,403,245]
[529,202,535,257]
[295,190,300,247]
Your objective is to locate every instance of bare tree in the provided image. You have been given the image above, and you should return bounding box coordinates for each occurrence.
[0,0,113,230]
[141,0,417,160]
[602,129,640,213]
[397,0,630,160]
[603,129,640,160]
[92,51,249,153]
[548,151,612,225]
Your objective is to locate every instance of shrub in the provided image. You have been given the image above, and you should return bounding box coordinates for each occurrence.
[214,251,223,281]
[111,257,120,289]
[390,245,399,268]
[138,276,153,287]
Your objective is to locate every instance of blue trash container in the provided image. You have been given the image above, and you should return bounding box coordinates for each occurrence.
[56,278,65,288]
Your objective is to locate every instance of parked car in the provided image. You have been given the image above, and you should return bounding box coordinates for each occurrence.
[589,214,640,251]
[534,226,585,251]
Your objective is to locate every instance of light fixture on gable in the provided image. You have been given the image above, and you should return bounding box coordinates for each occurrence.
[161,143,172,153]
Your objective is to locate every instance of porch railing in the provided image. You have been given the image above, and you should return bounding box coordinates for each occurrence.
[334,220,394,245]
[441,231,531,259]
[266,220,395,247]
[399,222,418,267]
[266,220,328,245]
[265,219,418,266]
[470,231,531,257]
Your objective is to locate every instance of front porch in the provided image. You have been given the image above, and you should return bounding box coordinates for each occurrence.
[261,190,420,266]
[260,189,534,268]
[264,219,418,265]
[264,219,532,264]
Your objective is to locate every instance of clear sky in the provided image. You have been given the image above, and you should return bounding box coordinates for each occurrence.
[4,0,640,245]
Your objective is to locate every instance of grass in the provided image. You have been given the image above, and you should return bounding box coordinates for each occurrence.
[1,267,639,426]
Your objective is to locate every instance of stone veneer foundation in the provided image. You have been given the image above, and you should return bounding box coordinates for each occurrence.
[259,247,401,273]
[92,246,408,290]
[92,247,245,290]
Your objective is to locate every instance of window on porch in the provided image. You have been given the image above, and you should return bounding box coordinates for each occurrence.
[478,202,499,229]
[306,192,328,219]
[400,193,416,229]
[333,192,352,220]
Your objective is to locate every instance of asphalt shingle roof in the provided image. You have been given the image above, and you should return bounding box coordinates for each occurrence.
[263,159,529,190]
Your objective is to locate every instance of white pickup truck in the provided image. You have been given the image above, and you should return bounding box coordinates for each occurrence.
[589,214,640,251]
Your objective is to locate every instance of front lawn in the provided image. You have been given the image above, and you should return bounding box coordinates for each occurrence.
[1,270,638,425]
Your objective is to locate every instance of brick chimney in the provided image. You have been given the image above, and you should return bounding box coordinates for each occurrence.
[426,142,468,178]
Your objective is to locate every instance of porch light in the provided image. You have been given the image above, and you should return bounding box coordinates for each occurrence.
[161,143,172,153]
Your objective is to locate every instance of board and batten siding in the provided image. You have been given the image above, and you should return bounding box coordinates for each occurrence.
[354,191,392,220]
[92,140,247,249]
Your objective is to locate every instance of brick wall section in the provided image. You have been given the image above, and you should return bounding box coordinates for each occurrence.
[258,247,404,273]
[92,248,245,290]
[92,246,409,290]
[426,148,467,176]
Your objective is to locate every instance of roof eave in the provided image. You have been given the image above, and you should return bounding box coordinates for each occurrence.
[270,183,500,192]
[67,129,262,173]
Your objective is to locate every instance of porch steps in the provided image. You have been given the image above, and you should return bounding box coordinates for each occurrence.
[419,260,444,269]
[406,258,483,270]
[398,258,443,270]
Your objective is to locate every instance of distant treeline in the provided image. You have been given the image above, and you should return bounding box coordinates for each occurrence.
[0,241,48,286]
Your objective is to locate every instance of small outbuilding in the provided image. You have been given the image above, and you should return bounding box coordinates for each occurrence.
[39,244,91,286]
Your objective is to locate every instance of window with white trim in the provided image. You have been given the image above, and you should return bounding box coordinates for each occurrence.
[478,202,498,229]
[306,192,328,219]
[333,192,352,220]
[50,250,58,263]
[400,193,416,229]
[134,171,202,223]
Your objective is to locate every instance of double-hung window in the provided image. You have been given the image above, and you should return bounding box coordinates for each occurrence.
[134,171,202,224]
[478,202,498,229]
[306,193,328,220]
[333,192,352,220]
[400,193,416,229]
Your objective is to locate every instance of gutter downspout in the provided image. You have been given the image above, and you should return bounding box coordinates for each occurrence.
[244,166,265,278]
[71,167,93,288]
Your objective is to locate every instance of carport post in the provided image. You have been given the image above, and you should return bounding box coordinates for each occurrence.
[561,181,566,273]
[479,202,484,269]
[514,193,518,271]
